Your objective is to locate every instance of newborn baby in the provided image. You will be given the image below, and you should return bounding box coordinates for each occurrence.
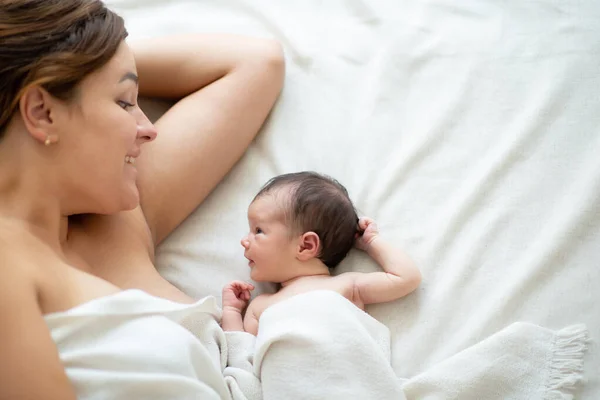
[221,171,421,336]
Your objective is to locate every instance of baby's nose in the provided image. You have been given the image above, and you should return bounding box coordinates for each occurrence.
[240,236,250,249]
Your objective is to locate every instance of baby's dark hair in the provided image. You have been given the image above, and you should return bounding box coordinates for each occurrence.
[254,171,359,268]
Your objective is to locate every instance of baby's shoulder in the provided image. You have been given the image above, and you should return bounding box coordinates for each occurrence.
[331,272,358,290]
[290,275,356,302]
[252,292,274,303]
[247,292,277,320]
[248,292,274,310]
[330,273,364,307]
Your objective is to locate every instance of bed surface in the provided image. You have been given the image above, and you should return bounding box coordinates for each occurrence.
[107,1,599,397]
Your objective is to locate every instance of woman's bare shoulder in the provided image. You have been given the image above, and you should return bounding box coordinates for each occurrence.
[0,220,73,297]
[0,222,77,399]
[0,220,47,310]
[0,219,53,272]
[0,218,127,314]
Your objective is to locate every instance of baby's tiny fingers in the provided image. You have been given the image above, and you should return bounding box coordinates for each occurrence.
[358,217,371,229]
[237,282,253,289]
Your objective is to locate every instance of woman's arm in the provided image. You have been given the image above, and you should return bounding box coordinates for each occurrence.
[0,255,76,400]
[132,34,285,244]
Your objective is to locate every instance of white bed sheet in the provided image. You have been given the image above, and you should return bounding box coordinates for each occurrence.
[107,0,599,397]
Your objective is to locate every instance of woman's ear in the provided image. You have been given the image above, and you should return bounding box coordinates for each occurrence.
[18,85,59,144]
[296,231,320,261]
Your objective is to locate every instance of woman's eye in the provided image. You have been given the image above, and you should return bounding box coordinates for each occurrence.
[117,100,135,110]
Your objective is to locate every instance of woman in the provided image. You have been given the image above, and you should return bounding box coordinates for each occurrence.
[0,0,284,398]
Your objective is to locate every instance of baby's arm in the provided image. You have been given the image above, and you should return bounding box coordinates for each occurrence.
[350,217,422,306]
[221,281,254,332]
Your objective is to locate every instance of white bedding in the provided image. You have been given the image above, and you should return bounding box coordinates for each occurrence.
[107,0,599,398]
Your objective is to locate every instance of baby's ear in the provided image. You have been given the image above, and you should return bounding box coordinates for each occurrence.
[297,231,320,260]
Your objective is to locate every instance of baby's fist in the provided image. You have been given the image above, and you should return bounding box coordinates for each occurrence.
[355,217,380,252]
[222,281,255,313]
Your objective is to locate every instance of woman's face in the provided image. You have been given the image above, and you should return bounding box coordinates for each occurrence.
[53,41,157,214]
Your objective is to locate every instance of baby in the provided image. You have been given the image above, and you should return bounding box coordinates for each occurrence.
[221,171,422,336]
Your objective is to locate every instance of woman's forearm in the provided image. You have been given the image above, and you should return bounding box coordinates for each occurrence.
[130,33,284,99]
[130,34,284,243]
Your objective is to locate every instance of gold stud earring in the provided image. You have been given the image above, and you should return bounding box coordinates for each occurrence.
[44,136,52,146]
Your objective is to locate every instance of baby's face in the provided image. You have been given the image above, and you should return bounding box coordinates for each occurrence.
[241,195,297,282]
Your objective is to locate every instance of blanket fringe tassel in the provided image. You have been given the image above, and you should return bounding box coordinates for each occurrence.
[544,324,589,400]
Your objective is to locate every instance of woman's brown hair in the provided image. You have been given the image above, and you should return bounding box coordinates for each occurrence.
[0,0,128,137]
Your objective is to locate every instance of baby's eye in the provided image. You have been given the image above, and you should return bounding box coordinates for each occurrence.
[255,227,263,234]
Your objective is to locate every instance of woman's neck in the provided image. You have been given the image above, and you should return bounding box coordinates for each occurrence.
[0,125,65,251]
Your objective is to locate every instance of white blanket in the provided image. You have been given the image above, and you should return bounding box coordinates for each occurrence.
[259,291,589,400]
[46,288,587,399]
[255,291,406,399]
[45,288,406,400]
[46,289,259,400]
[106,0,599,398]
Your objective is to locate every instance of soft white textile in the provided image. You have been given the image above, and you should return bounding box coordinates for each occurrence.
[106,0,599,398]
[255,291,406,400]
[258,291,589,400]
[45,289,259,400]
[46,288,587,400]
[402,322,589,400]
[44,289,405,399]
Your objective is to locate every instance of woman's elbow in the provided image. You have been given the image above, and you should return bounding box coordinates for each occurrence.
[261,39,285,67]
[267,41,285,89]
[253,39,286,89]
[406,267,422,294]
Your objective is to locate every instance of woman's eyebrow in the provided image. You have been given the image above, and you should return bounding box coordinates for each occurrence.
[119,72,139,85]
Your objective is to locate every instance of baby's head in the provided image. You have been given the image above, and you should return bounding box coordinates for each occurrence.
[241,171,359,283]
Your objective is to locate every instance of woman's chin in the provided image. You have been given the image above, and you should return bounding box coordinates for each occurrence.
[120,183,140,211]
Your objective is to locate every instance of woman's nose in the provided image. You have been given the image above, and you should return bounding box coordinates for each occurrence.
[136,111,158,143]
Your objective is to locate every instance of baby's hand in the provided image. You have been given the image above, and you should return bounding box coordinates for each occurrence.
[222,281,255,313]
[355,217,380,252]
